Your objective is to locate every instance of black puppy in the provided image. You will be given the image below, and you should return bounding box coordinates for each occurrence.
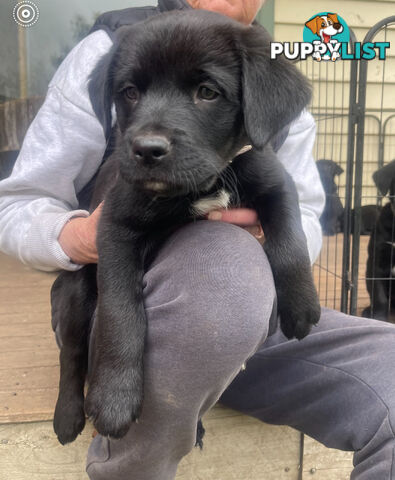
[0,150,19,180]
[363,160,395,321]
[316,159,344,235]
[316,159,380,236]
[52,10,320,445]
[350,205,381,236]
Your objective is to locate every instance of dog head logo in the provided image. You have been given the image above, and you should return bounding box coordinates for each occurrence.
[305,13,343,43]
[271,13,389,62]
[303,12,349,62]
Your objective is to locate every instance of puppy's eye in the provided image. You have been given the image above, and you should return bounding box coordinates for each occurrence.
[196,85,219,102]
[124,86,139,103]
[321,22,326,27]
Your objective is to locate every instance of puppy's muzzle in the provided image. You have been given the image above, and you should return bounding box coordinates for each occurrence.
[132,135,171,166]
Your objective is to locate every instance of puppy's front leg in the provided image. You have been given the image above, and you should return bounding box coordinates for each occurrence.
[52,265,97,444]
[258,172,321,339]
[232,148,321,339]
[85,215,148,439]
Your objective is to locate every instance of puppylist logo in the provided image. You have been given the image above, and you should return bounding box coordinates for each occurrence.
[271,12,390,62]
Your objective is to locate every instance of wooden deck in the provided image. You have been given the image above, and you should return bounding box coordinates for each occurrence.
[314,234,371,314]
[0,253,58,424]
[0,245,356,479]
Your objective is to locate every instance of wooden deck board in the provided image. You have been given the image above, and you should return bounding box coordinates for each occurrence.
[0,411,305,480]
[0,349,58,370]
[0,365,59,391]
[0,252,56,424]
[0,412,354,480]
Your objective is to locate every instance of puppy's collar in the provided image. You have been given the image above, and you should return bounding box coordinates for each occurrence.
[229,145,252,164]
[236,145,253,156]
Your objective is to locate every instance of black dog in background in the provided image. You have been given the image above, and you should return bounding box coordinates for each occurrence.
[363,160,395,321]
[317,159,380,236]
[0,150,19,181]
[51,10,320,445]
[316,159,344,235]
[351,205,381,236]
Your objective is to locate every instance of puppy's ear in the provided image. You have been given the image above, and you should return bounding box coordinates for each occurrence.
[327,13,339,24]
[373,160,395,196]
[88,50,115,140]
[332,162,344,177]
[240,26,311,149]
[305,16,320,35]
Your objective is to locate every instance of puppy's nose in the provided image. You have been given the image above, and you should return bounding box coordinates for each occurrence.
[132,136,170,165]
[333,22,342,30]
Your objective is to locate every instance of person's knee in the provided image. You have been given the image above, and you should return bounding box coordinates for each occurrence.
[144,220,275,355]
[145,220,275,311]
[149,220,271,280]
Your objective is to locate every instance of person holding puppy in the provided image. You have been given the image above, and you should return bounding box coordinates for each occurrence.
[1,1,395,479]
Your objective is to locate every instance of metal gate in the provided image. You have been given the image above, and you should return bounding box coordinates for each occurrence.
[299,16,395,317]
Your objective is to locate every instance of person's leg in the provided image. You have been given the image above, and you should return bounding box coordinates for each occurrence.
[220,307,395,479]
[86,220,276,480]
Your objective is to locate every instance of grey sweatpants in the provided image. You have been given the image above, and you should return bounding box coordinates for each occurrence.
[85,221,395,480]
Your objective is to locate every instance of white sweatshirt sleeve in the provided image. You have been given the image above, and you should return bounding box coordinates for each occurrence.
[277,110,325,264]
[0,30,113,272]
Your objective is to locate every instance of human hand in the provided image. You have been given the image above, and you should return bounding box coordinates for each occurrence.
[58,203,103,264]
[207,208,264,239]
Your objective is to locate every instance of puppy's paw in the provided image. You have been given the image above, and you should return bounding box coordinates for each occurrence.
[361,306,372,318]
[361,306,389,322]
[280,293,321,340]
[53,394,86,445]
[331,51,341,62]
[312,52,322,62]
[85,373,143,439]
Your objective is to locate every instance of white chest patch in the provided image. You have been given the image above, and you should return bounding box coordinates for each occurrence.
[191,189,231,217]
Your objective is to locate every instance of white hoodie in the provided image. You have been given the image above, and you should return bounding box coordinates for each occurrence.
[0,29,325,272]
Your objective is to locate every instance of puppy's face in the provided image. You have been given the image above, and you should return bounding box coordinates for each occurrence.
[113,16,243,195]
[89,10,311,197]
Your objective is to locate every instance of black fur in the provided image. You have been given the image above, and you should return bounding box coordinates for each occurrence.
[363,160,395,321]
[52,10,320,444]
[316,159,344,236]
[316,159,381,236]
[350,205,381,236]
[0,150,19,180]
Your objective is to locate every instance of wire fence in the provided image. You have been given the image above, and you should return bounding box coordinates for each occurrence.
[298,17,395,320]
